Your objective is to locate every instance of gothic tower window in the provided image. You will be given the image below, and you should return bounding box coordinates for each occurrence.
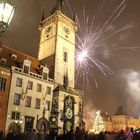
[63,75,68,87]
[63,52,68,62]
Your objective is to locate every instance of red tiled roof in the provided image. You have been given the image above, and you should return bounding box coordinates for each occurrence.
[0,42,41,74]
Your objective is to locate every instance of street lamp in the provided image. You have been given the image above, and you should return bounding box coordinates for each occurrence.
[0,0,15,35]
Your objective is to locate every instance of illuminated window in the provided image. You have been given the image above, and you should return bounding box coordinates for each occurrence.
[46,86,51,94]
[37,83,42,92]
[25,96,32,107]
[45,101,50,110]
[11,112,20,120]
[14,93,21,105]
[0,77,6,92]
[27,81,33,90]
[35,98,41,109]
[16,77,22,87]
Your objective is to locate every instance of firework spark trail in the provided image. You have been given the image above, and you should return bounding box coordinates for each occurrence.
[66,0,136,88]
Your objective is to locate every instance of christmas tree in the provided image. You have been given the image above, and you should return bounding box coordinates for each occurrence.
[92,111,105,134]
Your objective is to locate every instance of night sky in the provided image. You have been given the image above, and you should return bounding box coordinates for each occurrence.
[1,0,140,122]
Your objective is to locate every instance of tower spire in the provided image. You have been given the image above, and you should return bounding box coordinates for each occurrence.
[41,8,45,22]
[73,11,76,22]
[40,8,45,27]
[56,0,61,10]
[57,0,64,11]
[50,0,65,14]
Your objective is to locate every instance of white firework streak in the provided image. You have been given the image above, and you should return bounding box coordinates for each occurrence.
[66,0,137,88]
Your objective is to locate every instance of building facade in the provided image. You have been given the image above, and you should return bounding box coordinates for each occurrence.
[103,113,140,132]
[0,0,83,134]
[0,57,11,132]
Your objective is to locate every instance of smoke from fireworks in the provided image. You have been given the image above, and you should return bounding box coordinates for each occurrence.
[66,0,137,89]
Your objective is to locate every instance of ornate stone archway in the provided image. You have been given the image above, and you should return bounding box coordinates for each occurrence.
[36,117,49,134]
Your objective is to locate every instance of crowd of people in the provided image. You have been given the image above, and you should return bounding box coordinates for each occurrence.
[0,127,140,140]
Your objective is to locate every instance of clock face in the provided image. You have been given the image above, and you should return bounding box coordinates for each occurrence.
[66,108,73,119]
[64,26,70,34]
[52,117,56,122]
[66,122,72,131]
[45,26,52,34]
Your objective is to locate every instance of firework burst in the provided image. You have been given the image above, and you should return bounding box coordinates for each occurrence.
[66,0,137,89]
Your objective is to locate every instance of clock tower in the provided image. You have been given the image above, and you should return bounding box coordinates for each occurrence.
[38,0,77,88]
[38,0,83,133]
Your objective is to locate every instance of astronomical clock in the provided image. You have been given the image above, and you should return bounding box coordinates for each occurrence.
[63,96,75,132]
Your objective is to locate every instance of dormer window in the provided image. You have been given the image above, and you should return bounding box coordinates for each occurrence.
[43,72,48,80]
[23,60,31,74]
[0,58,7,65]
[41,65,49,80]
[11,54,17,61]
[23,65,29,74]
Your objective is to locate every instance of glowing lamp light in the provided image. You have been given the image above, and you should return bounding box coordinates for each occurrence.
[0,1,15,34]
[77,50,88,62]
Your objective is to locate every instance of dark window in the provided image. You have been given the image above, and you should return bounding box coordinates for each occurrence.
[11,112,20,120]
[0,58,7,65]
[37,84,42,92]
[11,54,17,61]
[43,72,48,80]
[46,86,51,94]
[64,52,68,62]
[25,96,32,107]
[63,75,68,87]
[16,77,22,87]
[45,100,50,110]
[23,65,29,74]
[0,77,6,92]
[35,98,41,109]
[14,93,21,105]
[27,81,33,90]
